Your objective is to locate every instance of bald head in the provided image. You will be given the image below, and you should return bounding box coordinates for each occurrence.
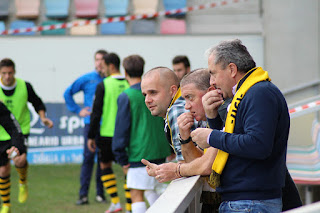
[143,66,179,89]
[141,66,179,118]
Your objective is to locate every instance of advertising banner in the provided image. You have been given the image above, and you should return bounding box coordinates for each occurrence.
[27,103,85,164]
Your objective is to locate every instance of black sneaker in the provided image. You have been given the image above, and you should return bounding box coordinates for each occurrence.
[95,195,106,203]
[76,196,89,205]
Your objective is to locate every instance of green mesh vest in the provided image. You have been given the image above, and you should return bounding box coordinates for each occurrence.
[124,88,171,162]
[0,78,30,141]
[100,76,129,137]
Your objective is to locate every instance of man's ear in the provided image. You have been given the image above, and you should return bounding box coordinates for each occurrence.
[109,64,115,71]
[169,85,178,98]
[229,63,238,78]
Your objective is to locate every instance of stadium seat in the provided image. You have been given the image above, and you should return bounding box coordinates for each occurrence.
[0,21,5,33]
[132,0,158,15]
[163,0,186,17]
[0,0,9,18]
[287,119,320,185]
[104,0,128,17]
[131,20,156,34]
[100,22,126,35]
[41,20,66,35]
[160,19,186,34]
[15,0,40,19]
[74,0,99,18]
[45,0,69,19]
[70,19,97,35]
[10,20,36,36]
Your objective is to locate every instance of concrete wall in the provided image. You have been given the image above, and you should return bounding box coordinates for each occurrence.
[263,0,320,101]
[0,35,263,103]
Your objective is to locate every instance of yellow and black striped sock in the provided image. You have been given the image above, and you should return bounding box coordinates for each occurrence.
[124,175,132,212]
[15,163,28,185]
[0,176,11,207]
[101,168,119,204]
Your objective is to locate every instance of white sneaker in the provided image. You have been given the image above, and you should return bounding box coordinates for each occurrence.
[105,202,122,213]
[95,195,106,203]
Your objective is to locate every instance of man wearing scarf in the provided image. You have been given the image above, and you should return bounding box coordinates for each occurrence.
[192,39,296,212]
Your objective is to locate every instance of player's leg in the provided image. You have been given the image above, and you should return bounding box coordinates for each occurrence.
[123,175,132,213]
[130,189,145,213]
[77,125,95,205]
[95,131,105,203]
[97,137,122,213]
[0,141,12,213]
[12,135,28,204]
[127,167,160,213]
[13,153,27,204]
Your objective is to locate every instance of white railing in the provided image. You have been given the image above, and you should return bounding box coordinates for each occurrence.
[147,175,204,213]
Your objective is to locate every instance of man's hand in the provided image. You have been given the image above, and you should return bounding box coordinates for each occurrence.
[6,146,20,159]
[87,139,96,153]
[41,117,54,128]
[202,89,224,119]
[122,164,130,175]
[141,159,158,177]
[177,112,194,140]
[191,128,212,149]
[79,107,91,117]
[155,162,180,183]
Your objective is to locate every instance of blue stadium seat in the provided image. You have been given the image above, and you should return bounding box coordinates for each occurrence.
[10,20,36,35]
[163,0,186,17]
[41,20,66,35]
[0,21,5,33]
[100,22,126,35]
[131,20,156,34]
[45,0,69,19]
[0,0,9,18]
[104,0,128,17]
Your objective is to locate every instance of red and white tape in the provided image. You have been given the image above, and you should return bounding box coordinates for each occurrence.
[1,0,247,35]
[289,100,320,114]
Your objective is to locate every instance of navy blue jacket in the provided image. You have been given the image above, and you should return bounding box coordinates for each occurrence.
[208,80,289,201]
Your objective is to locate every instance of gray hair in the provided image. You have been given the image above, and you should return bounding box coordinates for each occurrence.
[205,39,256,73]
[180,68,210,91]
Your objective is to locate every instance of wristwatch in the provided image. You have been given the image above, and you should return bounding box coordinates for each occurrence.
[179,134,192,145]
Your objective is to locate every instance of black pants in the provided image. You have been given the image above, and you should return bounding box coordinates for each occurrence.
[282,167,302,211]
[200,191,220,213]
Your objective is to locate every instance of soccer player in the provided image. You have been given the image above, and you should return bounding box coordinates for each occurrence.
[87,53,130,213]
[64,49,107,205]
[0,58,53,213]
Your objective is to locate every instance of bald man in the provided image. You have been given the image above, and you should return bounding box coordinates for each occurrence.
[142,67,181,162]
[141,67,205,163]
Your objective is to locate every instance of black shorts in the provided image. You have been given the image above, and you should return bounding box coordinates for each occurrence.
[0,137,27,166]
[96,136,114,163]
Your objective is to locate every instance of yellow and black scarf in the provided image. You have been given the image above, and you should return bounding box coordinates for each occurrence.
[208,67,271,188]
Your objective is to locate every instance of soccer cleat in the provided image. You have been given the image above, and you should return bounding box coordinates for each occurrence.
[18,184,28,203]
[76,196,89,205]
[95,195,106,203]
[105,202,122,213]
[0,206,11,213]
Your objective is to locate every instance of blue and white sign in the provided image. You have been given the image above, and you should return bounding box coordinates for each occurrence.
[27,103,85,164]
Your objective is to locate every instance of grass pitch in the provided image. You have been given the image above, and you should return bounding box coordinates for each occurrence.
[9,163,127,213]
